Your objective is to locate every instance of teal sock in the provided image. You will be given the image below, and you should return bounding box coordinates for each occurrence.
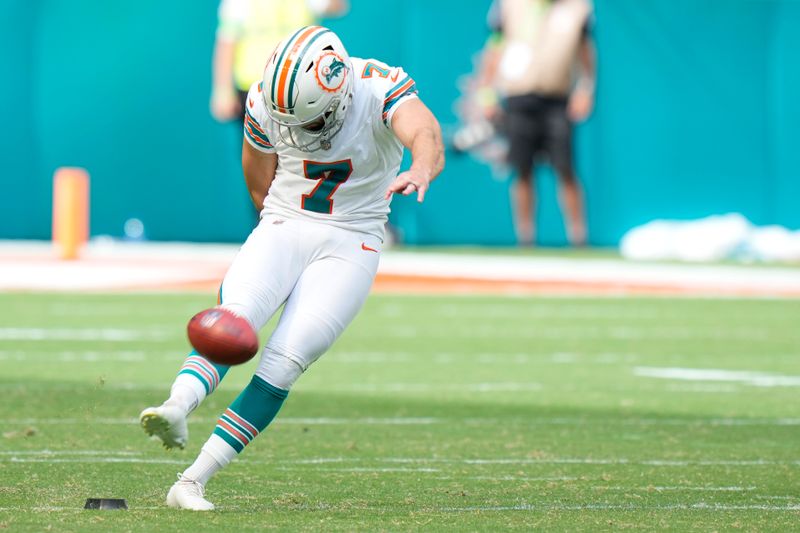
[213,375,288,453]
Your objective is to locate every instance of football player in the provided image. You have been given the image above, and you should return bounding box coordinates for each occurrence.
[139,26,444,510]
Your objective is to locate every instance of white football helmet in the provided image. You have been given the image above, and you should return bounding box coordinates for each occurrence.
[261,26,353,152]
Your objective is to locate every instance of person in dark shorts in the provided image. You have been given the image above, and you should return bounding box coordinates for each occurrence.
[504,93,574,193]
[487,0,596,246]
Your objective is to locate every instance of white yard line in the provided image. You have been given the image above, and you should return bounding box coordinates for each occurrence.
[440,503,800,512]
[278,457,800,467]
[278,417,441,425]
[430,304,666,320]
[434,476,579,482]
[0,350,148,362]
[3,416,798,426]
[594,486,756,492]
[664,383,743,393]
[294,467,443,473]
[381,325,788,342]
[0,506,164,512]
[4,454,795,467]
[325,383,543,393]
[0,416,441,426]
[635,367,800,387]
[0,502,797,513]
[0,328,171,342]
[6,457,186,464]
[0,450,141,456]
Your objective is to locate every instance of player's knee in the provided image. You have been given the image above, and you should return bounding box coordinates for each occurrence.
[255,346,306,390]
[219,300,268,332]
[219,302,248,318]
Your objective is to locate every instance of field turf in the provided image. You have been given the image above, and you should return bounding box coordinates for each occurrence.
[0,292,798,531]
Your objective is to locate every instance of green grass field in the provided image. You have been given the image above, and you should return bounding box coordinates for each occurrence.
[1,292,798,531]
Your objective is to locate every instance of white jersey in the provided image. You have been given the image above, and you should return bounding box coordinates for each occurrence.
[243,57,419,240]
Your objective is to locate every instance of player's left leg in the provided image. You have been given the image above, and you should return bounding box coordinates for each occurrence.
[169,224,380,510]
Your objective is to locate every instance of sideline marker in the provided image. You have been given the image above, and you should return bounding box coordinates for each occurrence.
[52,167,89,260]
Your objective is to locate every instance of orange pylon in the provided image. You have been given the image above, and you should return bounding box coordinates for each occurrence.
[52,167,90,260]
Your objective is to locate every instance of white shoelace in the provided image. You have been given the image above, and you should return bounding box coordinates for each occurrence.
[177,474,206,498]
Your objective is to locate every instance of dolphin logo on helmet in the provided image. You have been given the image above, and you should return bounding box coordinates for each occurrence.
[316,52,348,93]
[325,58,346,84]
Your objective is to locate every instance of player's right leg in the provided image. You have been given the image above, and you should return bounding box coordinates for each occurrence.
[140,216,301,451]
[139,349,229,450]
[140,281,231,450]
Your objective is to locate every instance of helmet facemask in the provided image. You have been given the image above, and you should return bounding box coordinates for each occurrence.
[270,78,353,152]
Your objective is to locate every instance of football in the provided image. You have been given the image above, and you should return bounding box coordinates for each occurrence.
[187,308,259,366]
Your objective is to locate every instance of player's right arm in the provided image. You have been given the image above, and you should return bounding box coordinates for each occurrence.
[242,141,277,212]
[241,81,278,211]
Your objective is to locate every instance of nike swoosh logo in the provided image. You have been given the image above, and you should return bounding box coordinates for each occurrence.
[249,98,255,108]
[361,242,379,253]
[390,70,400,83]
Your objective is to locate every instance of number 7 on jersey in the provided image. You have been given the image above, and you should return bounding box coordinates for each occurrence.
[301,159,353,214]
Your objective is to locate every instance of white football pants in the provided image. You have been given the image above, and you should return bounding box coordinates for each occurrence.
[219,214,381,390]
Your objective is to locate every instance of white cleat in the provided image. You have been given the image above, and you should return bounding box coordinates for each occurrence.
[166,475,215,511]
[139,404,188,450]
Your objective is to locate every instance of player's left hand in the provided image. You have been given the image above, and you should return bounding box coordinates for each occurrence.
[385,170,431,203]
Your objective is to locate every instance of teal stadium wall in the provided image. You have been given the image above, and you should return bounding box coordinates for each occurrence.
[1,0,798,245]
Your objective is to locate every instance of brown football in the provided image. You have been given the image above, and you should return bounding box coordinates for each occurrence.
[187,308,259,366]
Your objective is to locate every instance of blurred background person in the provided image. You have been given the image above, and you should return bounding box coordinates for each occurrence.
[210,0,349,124]
[484,0,595,246]
[449,5,509,178]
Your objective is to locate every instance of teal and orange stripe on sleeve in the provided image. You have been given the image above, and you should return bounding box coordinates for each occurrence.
[383,76,418,123]
[245,107,266,133]
[384,75,415,106]
[244,109,273,149]
[244,122,272,149]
